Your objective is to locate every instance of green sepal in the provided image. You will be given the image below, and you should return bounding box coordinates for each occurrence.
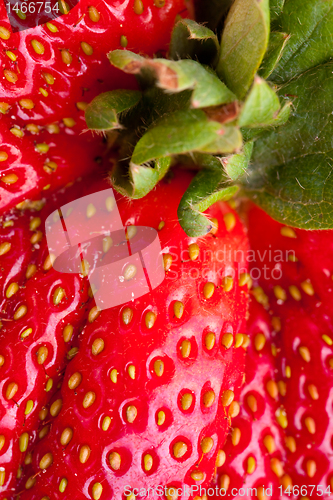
[109,50,236,109]
[242,62,333,229]
[197,126,242,154]
[238,77,280,128]
[222,142,254,181]
[217,0,270,99]
[269,0,285,24]
[178,154,239,236]
[241,101,291,141]
[169,19,219,67]
[85,90,142,131]
[259,32,290,79]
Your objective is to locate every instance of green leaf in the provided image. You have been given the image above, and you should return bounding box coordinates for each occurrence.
[217,0,270,99]
[238,77,280,128]
[85,90,142,131]
[222,141,254,181]
[193,0,233,31]
[270,0,333,83]
[259,31,290,79]
[178,154,239,236]
[169,19,219,66]
[242,62,333,229]
[109,50,236,109]
[269,0,285,23]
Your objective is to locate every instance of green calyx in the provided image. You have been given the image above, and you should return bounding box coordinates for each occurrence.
[86,0,333,235]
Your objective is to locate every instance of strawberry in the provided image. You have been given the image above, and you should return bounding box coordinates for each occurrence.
[0,0,193,125]
[246,204,333,498]
[15,169,249,499]
[210,298,288,500]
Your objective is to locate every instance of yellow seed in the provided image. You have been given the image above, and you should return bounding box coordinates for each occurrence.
[221,332,233,349]
[165,488,178,500]
[4,69,18,83]
[163,253,173,271]
[6,50,17,61]
[2,220,13,228]
[53,287,65,305]
[216,449,226,467]
[26,123,40,134]
[246,456,256,474]
[154,359,164,377]
[221,389,234,407]
[143,453,153,471]
[110,368,118,383]
[0,151,8,161]
[270,457,284,477]
[181,392,193,410]
[276,380,285,397]
[204,332,216,350]
[0,26,11,40]
[0,241,11,255]
[81,41,93,55]
[289,285,301,301]
[59,478,68,493]
[231,427,241,446]
[173,441,187,458]
[322,334,333,346]
[45,378,53,392]
[63,324,73,343]
[263,434,275,454]
[126,405,137,423]
[219,474,230,491]
[299,346,311,362]
[124,264,137,281]
[234,333,244,348]
[203,281,215,298]
[19,98,35,110]
[88,5,100,21]
[83,391,96,408]
[133,0,144,14]
[88,306,101,323]
[266,380,278,399]
[102,416,112,431]
[25,452,32,464]
[28,217,41,231]
[222,276,234,292]
[254,332,266,351]
[306,459,316,478]
[238,272,251,287]
[301,280,314,296]
[224,212,236,232]
[288,253,298,262]
[157,410,166,425]
[106,196,116,212]
[79,445,91,464]
[200,436,214,454]
[191,470,204,481]
[30,230,43,244]
[31,39,45,54]
[14,304,28,320]
[154,0,165,6]
[121,307,133,326]
[274,285,287,301]
[39,452,53,470]
[68,372,82,390]
[1,173,19,184]
[46,21,58,32]
[285,365,291,378]
[37,346,48,365]
[203,389,215,408]
[229,400,240,418]
[42,72,55,86]
[188,243,199,261]
[76,101,88,111]
[281,474,293,489]
[120,35,128,47]
[92,338,104,356]
[276,407,288,429]
[247,394,258,413]
[6,282,19,298]
[0,101,10,113]
[39,87,48,97]
[257,486,266,500]
[61,49,72,65]
[145,311,156,329]
[25,400,34,415]
[92,482,103,500]
[102,236,113,253]
[126,225,137,240]
[25,476,36,489]
[0,435,5,451]
[304,416,316,434]
[308,384,319,400]
[11,126,24,138]
[39,407,48,420]
[109,451,121,470]
[329,357,333,369]
[128,364,135,380]
[285,435,296,453]
[173,301,184,319]
[180,339,191,358]
[280,226,297,238]
[50,399,62,417]
[19,432,29,452]
[43,253,55,271]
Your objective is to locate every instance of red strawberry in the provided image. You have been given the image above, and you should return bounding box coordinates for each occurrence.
[210,298,288,500]
[16,169,249,499]
[0,114,106,214]
[247,204,333,498]
[0,0,193,125]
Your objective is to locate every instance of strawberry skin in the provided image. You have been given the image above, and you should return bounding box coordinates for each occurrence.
[0,0,193,125]
[211,298,287,499]
[247,204,333,498]
[17,169,249,499]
